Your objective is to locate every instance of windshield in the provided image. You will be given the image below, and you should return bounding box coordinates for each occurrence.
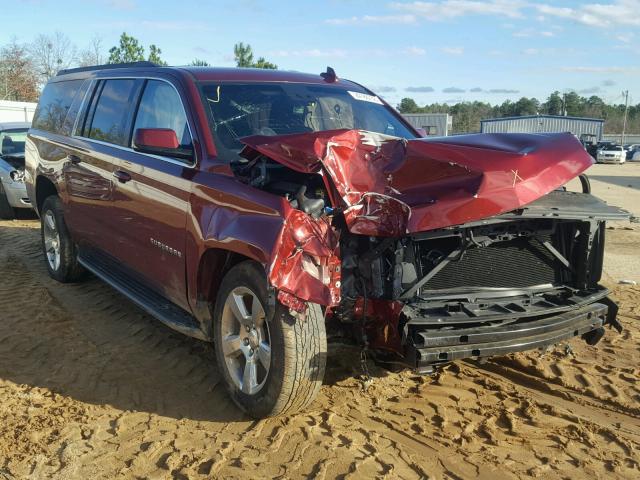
[0,129,28,156]
[200,82,416,162]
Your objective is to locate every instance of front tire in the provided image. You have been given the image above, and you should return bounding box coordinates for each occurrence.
[40,195,85,282]
[213,261,327,418]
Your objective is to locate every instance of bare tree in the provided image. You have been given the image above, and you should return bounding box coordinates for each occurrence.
[0,39,39,102]
[79,36,105,67]
[30,32,77,82]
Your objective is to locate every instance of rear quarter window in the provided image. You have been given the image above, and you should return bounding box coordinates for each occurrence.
[32,80,84,134]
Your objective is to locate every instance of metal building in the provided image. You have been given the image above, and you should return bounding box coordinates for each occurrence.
[480,115,604,141]
[402,113,452,136]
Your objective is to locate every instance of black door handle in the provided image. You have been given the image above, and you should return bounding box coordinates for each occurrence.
[68,154,81,165]
[113,170,132,183]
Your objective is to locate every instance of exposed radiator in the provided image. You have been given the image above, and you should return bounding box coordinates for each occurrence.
[419,235,559,291]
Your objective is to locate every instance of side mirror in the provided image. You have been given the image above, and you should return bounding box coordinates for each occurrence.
[133,128,193,161]
[415,127,428,138]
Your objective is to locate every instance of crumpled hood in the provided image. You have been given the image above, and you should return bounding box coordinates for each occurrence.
[240,129,594,236]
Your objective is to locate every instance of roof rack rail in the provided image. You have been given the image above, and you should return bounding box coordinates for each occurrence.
[57,61,159,76]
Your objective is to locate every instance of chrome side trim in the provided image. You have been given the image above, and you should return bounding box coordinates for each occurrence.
[71,136,197,169]
[29,132,196,170]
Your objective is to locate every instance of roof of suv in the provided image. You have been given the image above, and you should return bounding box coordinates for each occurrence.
[180,67,351,85]
[56,63,359,87]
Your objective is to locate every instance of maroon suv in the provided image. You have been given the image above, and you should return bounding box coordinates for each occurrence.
[26,62,626,417]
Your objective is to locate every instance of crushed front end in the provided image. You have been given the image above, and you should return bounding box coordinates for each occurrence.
[238,129,628,371]
[338,192,626,371]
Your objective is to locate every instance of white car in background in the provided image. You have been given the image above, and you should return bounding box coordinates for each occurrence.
[0,122,32,219]
[596,144,626,164]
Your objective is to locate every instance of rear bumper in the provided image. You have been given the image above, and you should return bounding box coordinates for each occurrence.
[406,301,610,367]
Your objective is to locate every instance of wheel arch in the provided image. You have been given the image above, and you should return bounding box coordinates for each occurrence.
[35,175,59,216]
[195,247,266,336]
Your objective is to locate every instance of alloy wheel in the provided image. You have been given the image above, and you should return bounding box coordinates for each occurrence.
[43,210,61,271]
[220,286,271,395]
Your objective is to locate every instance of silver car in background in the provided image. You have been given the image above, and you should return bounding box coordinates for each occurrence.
[596,144,626,164]
[0,122,32,219]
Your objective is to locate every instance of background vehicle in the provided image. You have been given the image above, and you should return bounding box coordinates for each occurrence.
[626,144,640,161]
[0,122,32,219]
[25,64,625,417]
[580,133,598,159]
[597,144,626,164]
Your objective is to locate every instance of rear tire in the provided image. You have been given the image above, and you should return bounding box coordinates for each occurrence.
[213,261,327,418]
[40,195,85,282]
[0,184,15,220]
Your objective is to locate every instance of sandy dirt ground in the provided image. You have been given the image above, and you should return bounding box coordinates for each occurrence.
[0,164,639,479]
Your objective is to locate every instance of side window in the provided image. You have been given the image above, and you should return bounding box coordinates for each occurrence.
[62,79,91,136]
[32,80,83,134]
[133,80,192,149]
[88,79,139,146]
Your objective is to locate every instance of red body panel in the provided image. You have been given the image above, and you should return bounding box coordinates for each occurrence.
[240,129,595,235]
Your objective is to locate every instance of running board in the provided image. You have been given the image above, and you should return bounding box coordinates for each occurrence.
[78,248,208,341]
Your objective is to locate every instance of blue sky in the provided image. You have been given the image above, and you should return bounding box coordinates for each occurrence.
[6,0,640,106]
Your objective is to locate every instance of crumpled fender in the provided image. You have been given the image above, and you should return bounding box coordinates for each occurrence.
[241,129,594,236]
[268,205,341,311]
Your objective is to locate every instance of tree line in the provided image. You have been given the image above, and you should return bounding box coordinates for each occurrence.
[0,32,277,103]
[398,93,639,134]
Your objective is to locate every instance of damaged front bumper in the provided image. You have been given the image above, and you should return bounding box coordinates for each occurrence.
[404,295,620,370]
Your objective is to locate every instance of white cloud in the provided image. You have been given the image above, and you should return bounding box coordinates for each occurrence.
[325,14,416,26]
[561,66,640,74]
[368,85,397,93]
[138,20,208,31]
[326,0,528,26]
[268,47,425,59]
[104,0,135,9]
[513,28,554,38]
[97,19,208,30]
[391,0,527,20]
[269,49,349,58]
[406,86,435,92]
[535,1,640,28]
[193,46,212,55]
[617,33,634,43]
[443,87,466,93]
[523,48,539,55]
[404,46,427,55]
[441,46,464,55]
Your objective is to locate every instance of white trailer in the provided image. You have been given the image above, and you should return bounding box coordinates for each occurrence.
[0,100,37,123]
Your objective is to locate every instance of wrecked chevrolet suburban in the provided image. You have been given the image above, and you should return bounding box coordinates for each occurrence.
[25,63,627,417]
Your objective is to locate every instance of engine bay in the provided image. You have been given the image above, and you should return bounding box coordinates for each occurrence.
[232,155,329,218]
